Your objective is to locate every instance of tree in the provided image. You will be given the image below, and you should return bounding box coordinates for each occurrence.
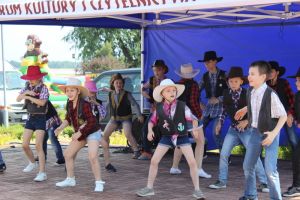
[63,28,141,68]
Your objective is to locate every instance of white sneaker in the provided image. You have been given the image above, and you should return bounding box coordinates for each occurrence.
[94,180,105,192]
[56,177,76,187]
[23,162,37,173]
[170,167,182,175]
[34,172,47,182]
[198,168,212,178]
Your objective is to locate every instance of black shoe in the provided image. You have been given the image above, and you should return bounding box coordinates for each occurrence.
[0,163,6,172]
[105,163,117,173]
[282,186,300,197]
[53,160,65,166]
[239,196,257,200]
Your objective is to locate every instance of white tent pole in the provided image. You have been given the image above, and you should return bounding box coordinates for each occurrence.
[0,24,9,127]
[140,13,145,113]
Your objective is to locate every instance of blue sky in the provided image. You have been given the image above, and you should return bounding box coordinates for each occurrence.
[1,25,75,62]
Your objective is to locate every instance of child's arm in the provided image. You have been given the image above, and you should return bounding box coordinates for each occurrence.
[16,90,36,102]
[147,122,155,141]
[234,106,247,120]
[24,96,47,106]
[127,92,144,123]
[262,115,287,146]
[54,119,69,136]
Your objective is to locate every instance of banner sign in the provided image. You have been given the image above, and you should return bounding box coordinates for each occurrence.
[0,0,296,21]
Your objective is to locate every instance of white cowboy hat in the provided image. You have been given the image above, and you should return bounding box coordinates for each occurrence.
[153,79,185,102]
[59,78,89,98]
[175,63,200,79]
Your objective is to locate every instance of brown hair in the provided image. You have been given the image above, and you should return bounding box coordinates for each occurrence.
[110,73,125,90]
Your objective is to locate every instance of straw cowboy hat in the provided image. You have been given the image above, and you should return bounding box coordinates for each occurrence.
[152,59,169,74]
[287,67,300,78]
[153,79,185,102]
[20,65,47,80]
[85,80,98,93]
[59,78,89,98]
[175,63,200,79]
[197,51,223,62]
[269,61,286,77]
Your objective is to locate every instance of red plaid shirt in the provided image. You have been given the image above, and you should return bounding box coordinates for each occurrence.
[65,100,100,141]
[177,79,202,119]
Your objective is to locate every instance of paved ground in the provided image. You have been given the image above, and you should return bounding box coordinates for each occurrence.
[0,145,298,200]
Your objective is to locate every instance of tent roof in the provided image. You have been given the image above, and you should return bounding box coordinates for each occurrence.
[0,1,300,28]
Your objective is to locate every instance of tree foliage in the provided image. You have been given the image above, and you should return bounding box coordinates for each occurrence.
[63,28,141,68]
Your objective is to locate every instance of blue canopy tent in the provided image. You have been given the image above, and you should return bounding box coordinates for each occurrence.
[1,0,300,148]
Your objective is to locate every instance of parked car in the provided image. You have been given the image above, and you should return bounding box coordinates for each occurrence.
[0,61,27,124]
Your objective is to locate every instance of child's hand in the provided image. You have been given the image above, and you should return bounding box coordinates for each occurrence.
[237,120,248,132]
[25,90,37,96]
[54,127,63,137]
[72,131,82,141]
[138,116,144,123]
[147,130,155,141]
[297,123,300,129]
[234,107,247,120]
[286,114,293,127]
[200,103,206,111]
[261,131,275,146]
[215,120,221,135]
[208,97,219,105]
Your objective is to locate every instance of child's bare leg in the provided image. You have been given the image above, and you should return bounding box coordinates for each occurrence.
[171,147,183,169]
[102,121,118,166]
[22,129,35,163]
[181,145,200,190]
[35,130,46,172]
[147,145,169,188]
[88,140,101,181]
[123,121,138,151]
[194,128,205,170]
[64,140,86,177]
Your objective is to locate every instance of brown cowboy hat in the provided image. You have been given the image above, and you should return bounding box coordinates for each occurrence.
[287,67,300,78]
[20,65,47,80]
[152,59,169,74]
[268,61,286,77]
[227,66,248,84]
[198,51,223,62]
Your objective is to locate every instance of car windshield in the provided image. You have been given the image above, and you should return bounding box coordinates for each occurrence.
[0,71,26,90]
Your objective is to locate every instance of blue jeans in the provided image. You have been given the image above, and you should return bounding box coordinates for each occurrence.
[43,124,65,162]
[0,150,4,165]
[202,116,223,150]
[141,114,153,153]
[284,124,299,150]
[243,128,282,200]
[219,127,267,185]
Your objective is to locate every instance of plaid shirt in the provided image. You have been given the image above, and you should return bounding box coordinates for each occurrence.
[199,68,224,118]
[46,115,61,130]
[250,83,287,128]
[65,100,100,141]
[268,79,295,116]
[20,81,49,100]
[177,79,202,119]
[219,88,242,130]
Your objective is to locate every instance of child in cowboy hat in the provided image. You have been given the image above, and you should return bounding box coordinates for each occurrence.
[267,61,298,150]
[169,63,210,178]
[209,67,269,193]
[139,59,168,160]
[283,67,300,197]
[54,78,105,192]
[198,51,228,159]
[136,79,205,199]
[101,73,144,172]
[17,65,49,182]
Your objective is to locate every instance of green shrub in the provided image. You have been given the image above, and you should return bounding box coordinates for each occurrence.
[62,126,74,138]
[0,124,24,140]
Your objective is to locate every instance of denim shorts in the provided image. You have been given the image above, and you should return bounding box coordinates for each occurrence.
[25,115,46,131]
[87,130,102,141]
[158,135,191,148]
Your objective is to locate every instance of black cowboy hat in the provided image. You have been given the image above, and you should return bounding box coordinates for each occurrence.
[268,61,286,77]
[197,51,223,62]
[287,67,300,78]
[152,59,168,74]
[227,66,248,84]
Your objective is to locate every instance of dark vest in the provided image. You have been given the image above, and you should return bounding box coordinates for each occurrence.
[202,69,228,98]
[267,78,291,112]
[247,87,279,134]
[148,76,155,104]
[92,99,103,124]
[109,90,132,120]
[177,79,194,103]
[223,88,247,124]
[295,92,300,123]
[156,101,187,136]
[46,101,58,120]
[23,82,48,114]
